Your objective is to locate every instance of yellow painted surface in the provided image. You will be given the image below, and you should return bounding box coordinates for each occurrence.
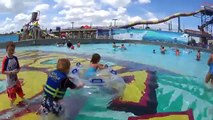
[19,59,35,66]
[0,74,5,81]
[28,54,87,69]
[0,71,47,111]
[147,115,189,120]
[15,113,40,120]
[119,71,147,102]
[29,57,57,68]
[112,66,124,71]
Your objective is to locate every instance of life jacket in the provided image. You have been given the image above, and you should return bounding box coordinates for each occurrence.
[44,70,67,99]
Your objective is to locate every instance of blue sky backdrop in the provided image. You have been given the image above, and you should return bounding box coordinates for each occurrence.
[0,0,212,33]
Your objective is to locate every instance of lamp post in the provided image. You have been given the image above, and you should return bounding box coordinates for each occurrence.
[71,22,74,29]
[112,19,118,27]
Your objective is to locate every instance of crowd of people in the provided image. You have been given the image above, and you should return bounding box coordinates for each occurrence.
[151,45,202,61]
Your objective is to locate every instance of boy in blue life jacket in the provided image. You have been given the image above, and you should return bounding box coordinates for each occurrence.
[40,58,84,117]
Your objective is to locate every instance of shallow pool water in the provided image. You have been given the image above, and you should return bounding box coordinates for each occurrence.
[17,43,209,81]
[0,43,212,120]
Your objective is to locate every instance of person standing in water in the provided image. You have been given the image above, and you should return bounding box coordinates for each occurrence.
[160,46,166,54]
[205,54,213,86]
[175,49,180,56]
[120,44,127,50]
[112,42,118,48]
[196,50,201,61]
[77,41,81,48]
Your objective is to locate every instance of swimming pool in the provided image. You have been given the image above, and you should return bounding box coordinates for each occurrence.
[0,43,212,120]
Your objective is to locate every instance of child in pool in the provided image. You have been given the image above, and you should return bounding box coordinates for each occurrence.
[205,54,213,86]
[153,49,156,54]
[85,53,106,78]
[39,58,84,118]
[77,41,80,48]
[67,42,75,50]
[161,46,166,54]
[176,49,180,56]
[112,42,119,48]
[120,44,127,50]
[1,42,26,108]
[196,50,201,61]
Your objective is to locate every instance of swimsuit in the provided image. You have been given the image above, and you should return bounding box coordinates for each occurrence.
[209,63,213,74]
[85,67,96,78]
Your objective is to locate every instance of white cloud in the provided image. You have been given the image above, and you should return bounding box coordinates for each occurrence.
[138,0,151,4]
[0,13,31,33]
[51,5,140,28]
[0,0,40,13]
[0,0,163,33]
[53,0,95,8]
[33,4,50,12]
[145,11,158,21]
[14,13,30,22]
[100,0,131,8]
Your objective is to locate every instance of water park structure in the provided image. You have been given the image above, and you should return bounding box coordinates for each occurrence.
[0,3,213,120]
[0,6,212,47]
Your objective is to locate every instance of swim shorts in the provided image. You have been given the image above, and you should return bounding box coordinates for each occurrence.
[40,97,64,116]
[7,81,24,100]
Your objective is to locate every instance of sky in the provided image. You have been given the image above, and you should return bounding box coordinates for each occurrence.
[0,0,212,33]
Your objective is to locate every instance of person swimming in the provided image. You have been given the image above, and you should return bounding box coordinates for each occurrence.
[160,46,166,54]
[112,42,119,48]
[77,41,80,48]
[120,44,127,50]
[175,49,180,56]
[67,42,75,49]
[196,50,201,61]
[85,53,106,78]
[153,49,156,54]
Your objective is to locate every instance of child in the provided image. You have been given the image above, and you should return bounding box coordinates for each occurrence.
[71,44,75,50]
[205,54,213,86]
[77,41,81,48]
[67,42,74,50]
[40,58,84,117]
[85,53,106,78]
[161,46,166,54]
[153,49,156,54]
[120,44,127,50]
[112,42,119,48]
[176,49,180,56]
[1,42,25,108]
[196,50,201,61]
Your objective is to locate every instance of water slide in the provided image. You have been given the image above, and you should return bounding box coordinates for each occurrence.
[119,9,205,28]
[199,17,213,32]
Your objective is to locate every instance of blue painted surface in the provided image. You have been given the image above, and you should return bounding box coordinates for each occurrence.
[112,29,188,44]
[0,34,19,43]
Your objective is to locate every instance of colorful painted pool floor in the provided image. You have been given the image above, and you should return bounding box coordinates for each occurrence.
[0,50,212,120]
